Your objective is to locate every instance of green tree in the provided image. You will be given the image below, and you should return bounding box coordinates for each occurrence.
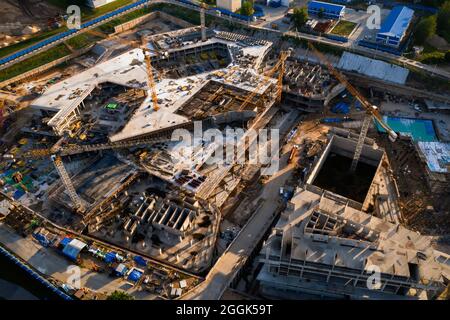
[292,7,308,30]
[240,1,254,16]
[445,50,450,62]
[106,290,134,300]
[437,1,450,41]
[414,15,437,45]
[318,7,325,18]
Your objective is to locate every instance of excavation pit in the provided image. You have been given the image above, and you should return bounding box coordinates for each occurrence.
[306,135,384,204]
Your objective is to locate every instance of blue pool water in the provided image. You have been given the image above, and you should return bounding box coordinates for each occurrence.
[375,116,438,142]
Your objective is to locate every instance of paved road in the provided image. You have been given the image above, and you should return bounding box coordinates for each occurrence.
[182,154,295,299]
[283,31,450,81]
[0,223,156,299]
[3,0,450,82]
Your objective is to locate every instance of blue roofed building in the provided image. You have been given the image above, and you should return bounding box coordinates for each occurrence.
[376,6,414,48]
[308,1,345,20]
[62,239,87,261]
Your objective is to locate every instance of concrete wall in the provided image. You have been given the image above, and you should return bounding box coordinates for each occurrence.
[112,11,192,34]
[329,135,383,166]
[305,135,384,206]
[306,135,334,185]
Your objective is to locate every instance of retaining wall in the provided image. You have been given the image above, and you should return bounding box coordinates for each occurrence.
[112,10,191,34]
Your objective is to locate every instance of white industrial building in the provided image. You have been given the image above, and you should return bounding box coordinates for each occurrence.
[216,0,242,13]
[86,0,117,8]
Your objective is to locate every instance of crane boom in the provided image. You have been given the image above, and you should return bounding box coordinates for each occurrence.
[239,49,291,111]
[144,50,160,111]
[308,42,398,172]
[307,43,397,141]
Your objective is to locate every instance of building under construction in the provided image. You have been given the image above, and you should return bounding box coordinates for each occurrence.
[257,135,450,300]
[2,26,282,272]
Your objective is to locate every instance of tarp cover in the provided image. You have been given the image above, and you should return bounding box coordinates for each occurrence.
[104,252,117,264]
[133,256,147,267]
[62,239,87,261]
[127,269,143,282]
[60,237,72,247]
[338,52,409,85]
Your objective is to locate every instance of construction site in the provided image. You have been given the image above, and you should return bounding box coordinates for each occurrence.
[0,4,449,301]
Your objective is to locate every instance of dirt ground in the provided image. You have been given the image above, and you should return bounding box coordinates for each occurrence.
[377,136,450,236]
[427,35,450,51]
[0,0,62,28]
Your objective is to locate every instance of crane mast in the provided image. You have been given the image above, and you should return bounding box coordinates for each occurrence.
[239,49,291,111]
[200,2,207,42]
[51,155,85,213]
[143,50,160,111]
[85,30,161,111]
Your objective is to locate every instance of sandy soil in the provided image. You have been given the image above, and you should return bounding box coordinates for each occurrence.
[0,0,62,26]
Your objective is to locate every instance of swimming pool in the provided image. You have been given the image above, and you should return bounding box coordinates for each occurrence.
[375,116,438,142]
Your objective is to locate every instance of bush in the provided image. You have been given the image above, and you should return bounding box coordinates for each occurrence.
[292,7,308,30]
[414,15,437,45]
[437,1,450,42]
[445,50,450,62]
[107,290,134,300]
[240,1,254,16]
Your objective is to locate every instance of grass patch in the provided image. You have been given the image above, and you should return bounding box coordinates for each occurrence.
[65,34,97,50]
[152,3,216,25]
[0,45,71,82]
[97,7,153,33]
[416,44,447,64]
[329,20,357,37]
[0,27,67,59]
[408,69,450,93]
[46,0,134,21]
[0,0,133,59]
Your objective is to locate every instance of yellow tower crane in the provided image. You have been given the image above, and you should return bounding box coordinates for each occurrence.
[239,49,291,111]
[308,42,398,172]
[85,29,162,111]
